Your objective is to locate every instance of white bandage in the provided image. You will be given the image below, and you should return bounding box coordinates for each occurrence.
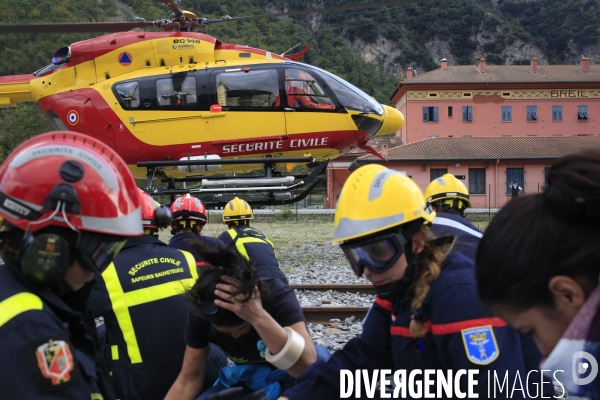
[265,327,305,370]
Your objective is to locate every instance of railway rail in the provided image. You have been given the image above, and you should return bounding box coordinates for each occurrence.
[290,283,375,295]
[293,283,374,323]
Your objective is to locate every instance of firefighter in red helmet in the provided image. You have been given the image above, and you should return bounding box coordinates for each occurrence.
[88,189,226,400]
[0,131,142,399]
[168,193,222,267]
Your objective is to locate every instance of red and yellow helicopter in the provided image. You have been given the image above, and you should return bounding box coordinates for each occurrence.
[0,0,410,205]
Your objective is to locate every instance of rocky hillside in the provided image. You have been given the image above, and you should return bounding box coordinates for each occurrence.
[1,0,599,146]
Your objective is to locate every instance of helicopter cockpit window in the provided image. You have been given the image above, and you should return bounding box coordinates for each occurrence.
[215,69,279,109]
[284,68,336,110]
[115,81,140,109]
[156,77,197,107]
[307,65,384,115]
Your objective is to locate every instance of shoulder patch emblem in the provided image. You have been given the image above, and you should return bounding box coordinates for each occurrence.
[35,339,75,384]
[461,325,499,365]
[30,334,81,392]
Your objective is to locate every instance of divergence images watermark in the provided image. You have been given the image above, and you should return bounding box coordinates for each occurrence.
[340,352,598,399]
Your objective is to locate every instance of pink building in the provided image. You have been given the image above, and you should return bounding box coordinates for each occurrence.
[326,136,600,209]
[390,58,600,143]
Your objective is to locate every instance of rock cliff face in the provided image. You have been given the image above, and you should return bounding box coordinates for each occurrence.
[348,38,405,78]
[331,0,600,79]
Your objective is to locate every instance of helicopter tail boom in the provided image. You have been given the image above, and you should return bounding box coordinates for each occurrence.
[0,74,34,107]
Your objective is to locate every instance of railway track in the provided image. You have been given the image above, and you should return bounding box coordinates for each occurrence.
[292,283,374,323]
[301,306,370,323]
[290,283,375,295]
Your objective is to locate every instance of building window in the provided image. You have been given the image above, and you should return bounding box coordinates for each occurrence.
[430,168,447,182]
[501,106,512,121]
[527,106,537,121]
[552,105,563,121]
[423,106,439,122]
[578,105,589,120]
[462,106,473,122]
[448,106,453,118]
[506,168,524,194]
[469,168,486,194]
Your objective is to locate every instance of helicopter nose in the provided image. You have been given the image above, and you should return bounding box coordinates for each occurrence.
[376,105,405,136]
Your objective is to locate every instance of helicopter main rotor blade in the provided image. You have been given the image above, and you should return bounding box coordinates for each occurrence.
[208,0,442,24]
[155,0,183,16]
[0,0,443,34]
[0,21,158,34]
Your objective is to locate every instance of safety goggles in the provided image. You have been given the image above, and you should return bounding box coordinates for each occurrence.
[340,231,407,277]
[199,301,219,315]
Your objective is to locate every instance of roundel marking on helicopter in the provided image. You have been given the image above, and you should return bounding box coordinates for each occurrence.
[67,111,79,125]
[118,52,133,66]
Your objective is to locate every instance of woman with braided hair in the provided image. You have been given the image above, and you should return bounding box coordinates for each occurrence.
[281,164,543,400]
[476,149,600,399]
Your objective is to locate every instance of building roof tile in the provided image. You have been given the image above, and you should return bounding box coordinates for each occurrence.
[358,136,600,161]
[403,64,600,85]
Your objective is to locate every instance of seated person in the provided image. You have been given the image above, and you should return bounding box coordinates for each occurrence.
[285,70,335,110]
[166,244,330,400]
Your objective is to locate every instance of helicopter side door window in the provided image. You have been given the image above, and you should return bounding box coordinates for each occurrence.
[115,81,140,109]
[156,77,197,107]
[214,69,279,110]
[284,68,336,110]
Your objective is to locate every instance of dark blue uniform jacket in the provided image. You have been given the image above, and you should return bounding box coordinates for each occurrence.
[219,226,288,285]
[88,235,225,400]
[430,212,482,261]
[0,262,114,399]
[168,231,223,267]
[284,253,544,399]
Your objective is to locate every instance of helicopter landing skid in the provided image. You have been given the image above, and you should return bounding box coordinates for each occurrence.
[138,157,328,207]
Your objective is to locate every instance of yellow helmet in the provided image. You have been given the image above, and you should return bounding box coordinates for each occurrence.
[425,173,471,210]
[333,165,435,242]
[223,197,253,222]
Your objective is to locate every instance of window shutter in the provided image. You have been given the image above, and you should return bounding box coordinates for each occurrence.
[423,107,429,122]
[433,107,439,122]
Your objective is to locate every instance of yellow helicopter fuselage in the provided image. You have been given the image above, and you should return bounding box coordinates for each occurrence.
[0,31,404,178]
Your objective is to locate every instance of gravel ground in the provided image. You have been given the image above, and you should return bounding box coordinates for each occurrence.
[280,241,371,353]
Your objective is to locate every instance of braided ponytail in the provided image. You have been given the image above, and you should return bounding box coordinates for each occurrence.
[408,228,447,338]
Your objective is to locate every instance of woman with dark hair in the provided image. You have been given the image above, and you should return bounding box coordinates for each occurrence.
[476,149,600,399]
[166,244,325,400]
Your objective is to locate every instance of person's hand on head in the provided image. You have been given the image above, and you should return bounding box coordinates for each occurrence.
[214,275,265,324]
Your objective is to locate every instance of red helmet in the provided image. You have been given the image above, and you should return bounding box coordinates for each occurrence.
[0,131,143,284]
[138,188,172,230]
[170,194,207,223]
[0,131,142,236]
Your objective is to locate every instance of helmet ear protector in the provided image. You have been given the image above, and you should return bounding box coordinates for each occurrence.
[20,232,73,287]
[16,181,127,287]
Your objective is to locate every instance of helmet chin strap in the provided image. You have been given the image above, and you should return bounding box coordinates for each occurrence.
[374,253,421,299]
